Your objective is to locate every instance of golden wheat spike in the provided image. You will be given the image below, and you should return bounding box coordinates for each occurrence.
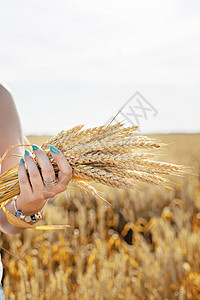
[0,123,184,204]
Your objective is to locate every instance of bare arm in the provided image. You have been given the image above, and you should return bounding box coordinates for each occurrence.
[0,84,72,235]
[0,84,25,234]
[0,84,24,173]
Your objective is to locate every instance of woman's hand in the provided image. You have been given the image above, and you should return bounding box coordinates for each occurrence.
[16,145,72,214]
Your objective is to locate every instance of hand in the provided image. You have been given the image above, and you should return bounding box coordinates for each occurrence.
[16,145,72,213]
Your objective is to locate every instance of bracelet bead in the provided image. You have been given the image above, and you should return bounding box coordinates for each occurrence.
[14,210,22,217]
[12,196,48,223]
[31,214,37,222]
[24,215,31,223]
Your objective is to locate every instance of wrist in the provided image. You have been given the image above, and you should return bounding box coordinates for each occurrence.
[16,196,47,215]
[13,196,48,223]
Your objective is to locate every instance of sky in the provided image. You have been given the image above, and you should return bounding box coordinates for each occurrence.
[0,0,200,135]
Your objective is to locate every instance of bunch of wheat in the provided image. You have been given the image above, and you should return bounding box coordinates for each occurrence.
[0,122,183,206]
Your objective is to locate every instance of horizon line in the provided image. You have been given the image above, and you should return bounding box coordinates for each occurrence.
[25,130,200,136]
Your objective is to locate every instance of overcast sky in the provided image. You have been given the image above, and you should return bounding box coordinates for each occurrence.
[0,0,200,135]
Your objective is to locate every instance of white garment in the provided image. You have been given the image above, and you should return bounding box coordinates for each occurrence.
[0,164,3,283]
[0,255,2,284]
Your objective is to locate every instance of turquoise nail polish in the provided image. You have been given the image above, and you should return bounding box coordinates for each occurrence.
[61,130,64,133]
[32,144,39,150]
[20,158,24,164]
[25,149,30,155]
[49,145,59,153]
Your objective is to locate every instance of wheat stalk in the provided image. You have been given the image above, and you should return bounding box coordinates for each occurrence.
[0,123,184,203]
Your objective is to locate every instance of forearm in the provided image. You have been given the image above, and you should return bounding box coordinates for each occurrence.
[0,199,27,235]
[0,196,45,235]
[0,85,72,235]
[0,85,24,174]
[0,84,27,234]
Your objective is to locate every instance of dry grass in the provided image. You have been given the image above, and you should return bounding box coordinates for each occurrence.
[0,133,200,299]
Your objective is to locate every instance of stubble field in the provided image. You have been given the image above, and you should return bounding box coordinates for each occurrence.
[0,134,200,300]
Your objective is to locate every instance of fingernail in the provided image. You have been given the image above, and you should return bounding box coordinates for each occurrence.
[49,145,59,153]
[32,144,39,151]
[25,149,30,155]
[20,158,24,164]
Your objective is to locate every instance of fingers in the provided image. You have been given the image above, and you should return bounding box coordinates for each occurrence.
[48,145,72,189]
[49,145,72,175]
[18,145,72,207]
[33,144,72,194]
[18,157,32,197]
[23,150,44,193]
[17,153,46,212]
[32,145,55,182]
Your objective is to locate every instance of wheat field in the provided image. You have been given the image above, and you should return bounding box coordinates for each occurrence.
[0,134,200,300]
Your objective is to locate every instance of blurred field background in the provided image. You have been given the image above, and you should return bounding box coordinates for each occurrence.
[0,134,200,300]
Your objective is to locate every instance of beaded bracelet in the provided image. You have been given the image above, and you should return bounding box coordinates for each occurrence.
[13,196,48,223]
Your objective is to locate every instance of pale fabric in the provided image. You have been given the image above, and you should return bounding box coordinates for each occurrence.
[0,284,4,300]
[0,164,3,284]
[0,255,2,285]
